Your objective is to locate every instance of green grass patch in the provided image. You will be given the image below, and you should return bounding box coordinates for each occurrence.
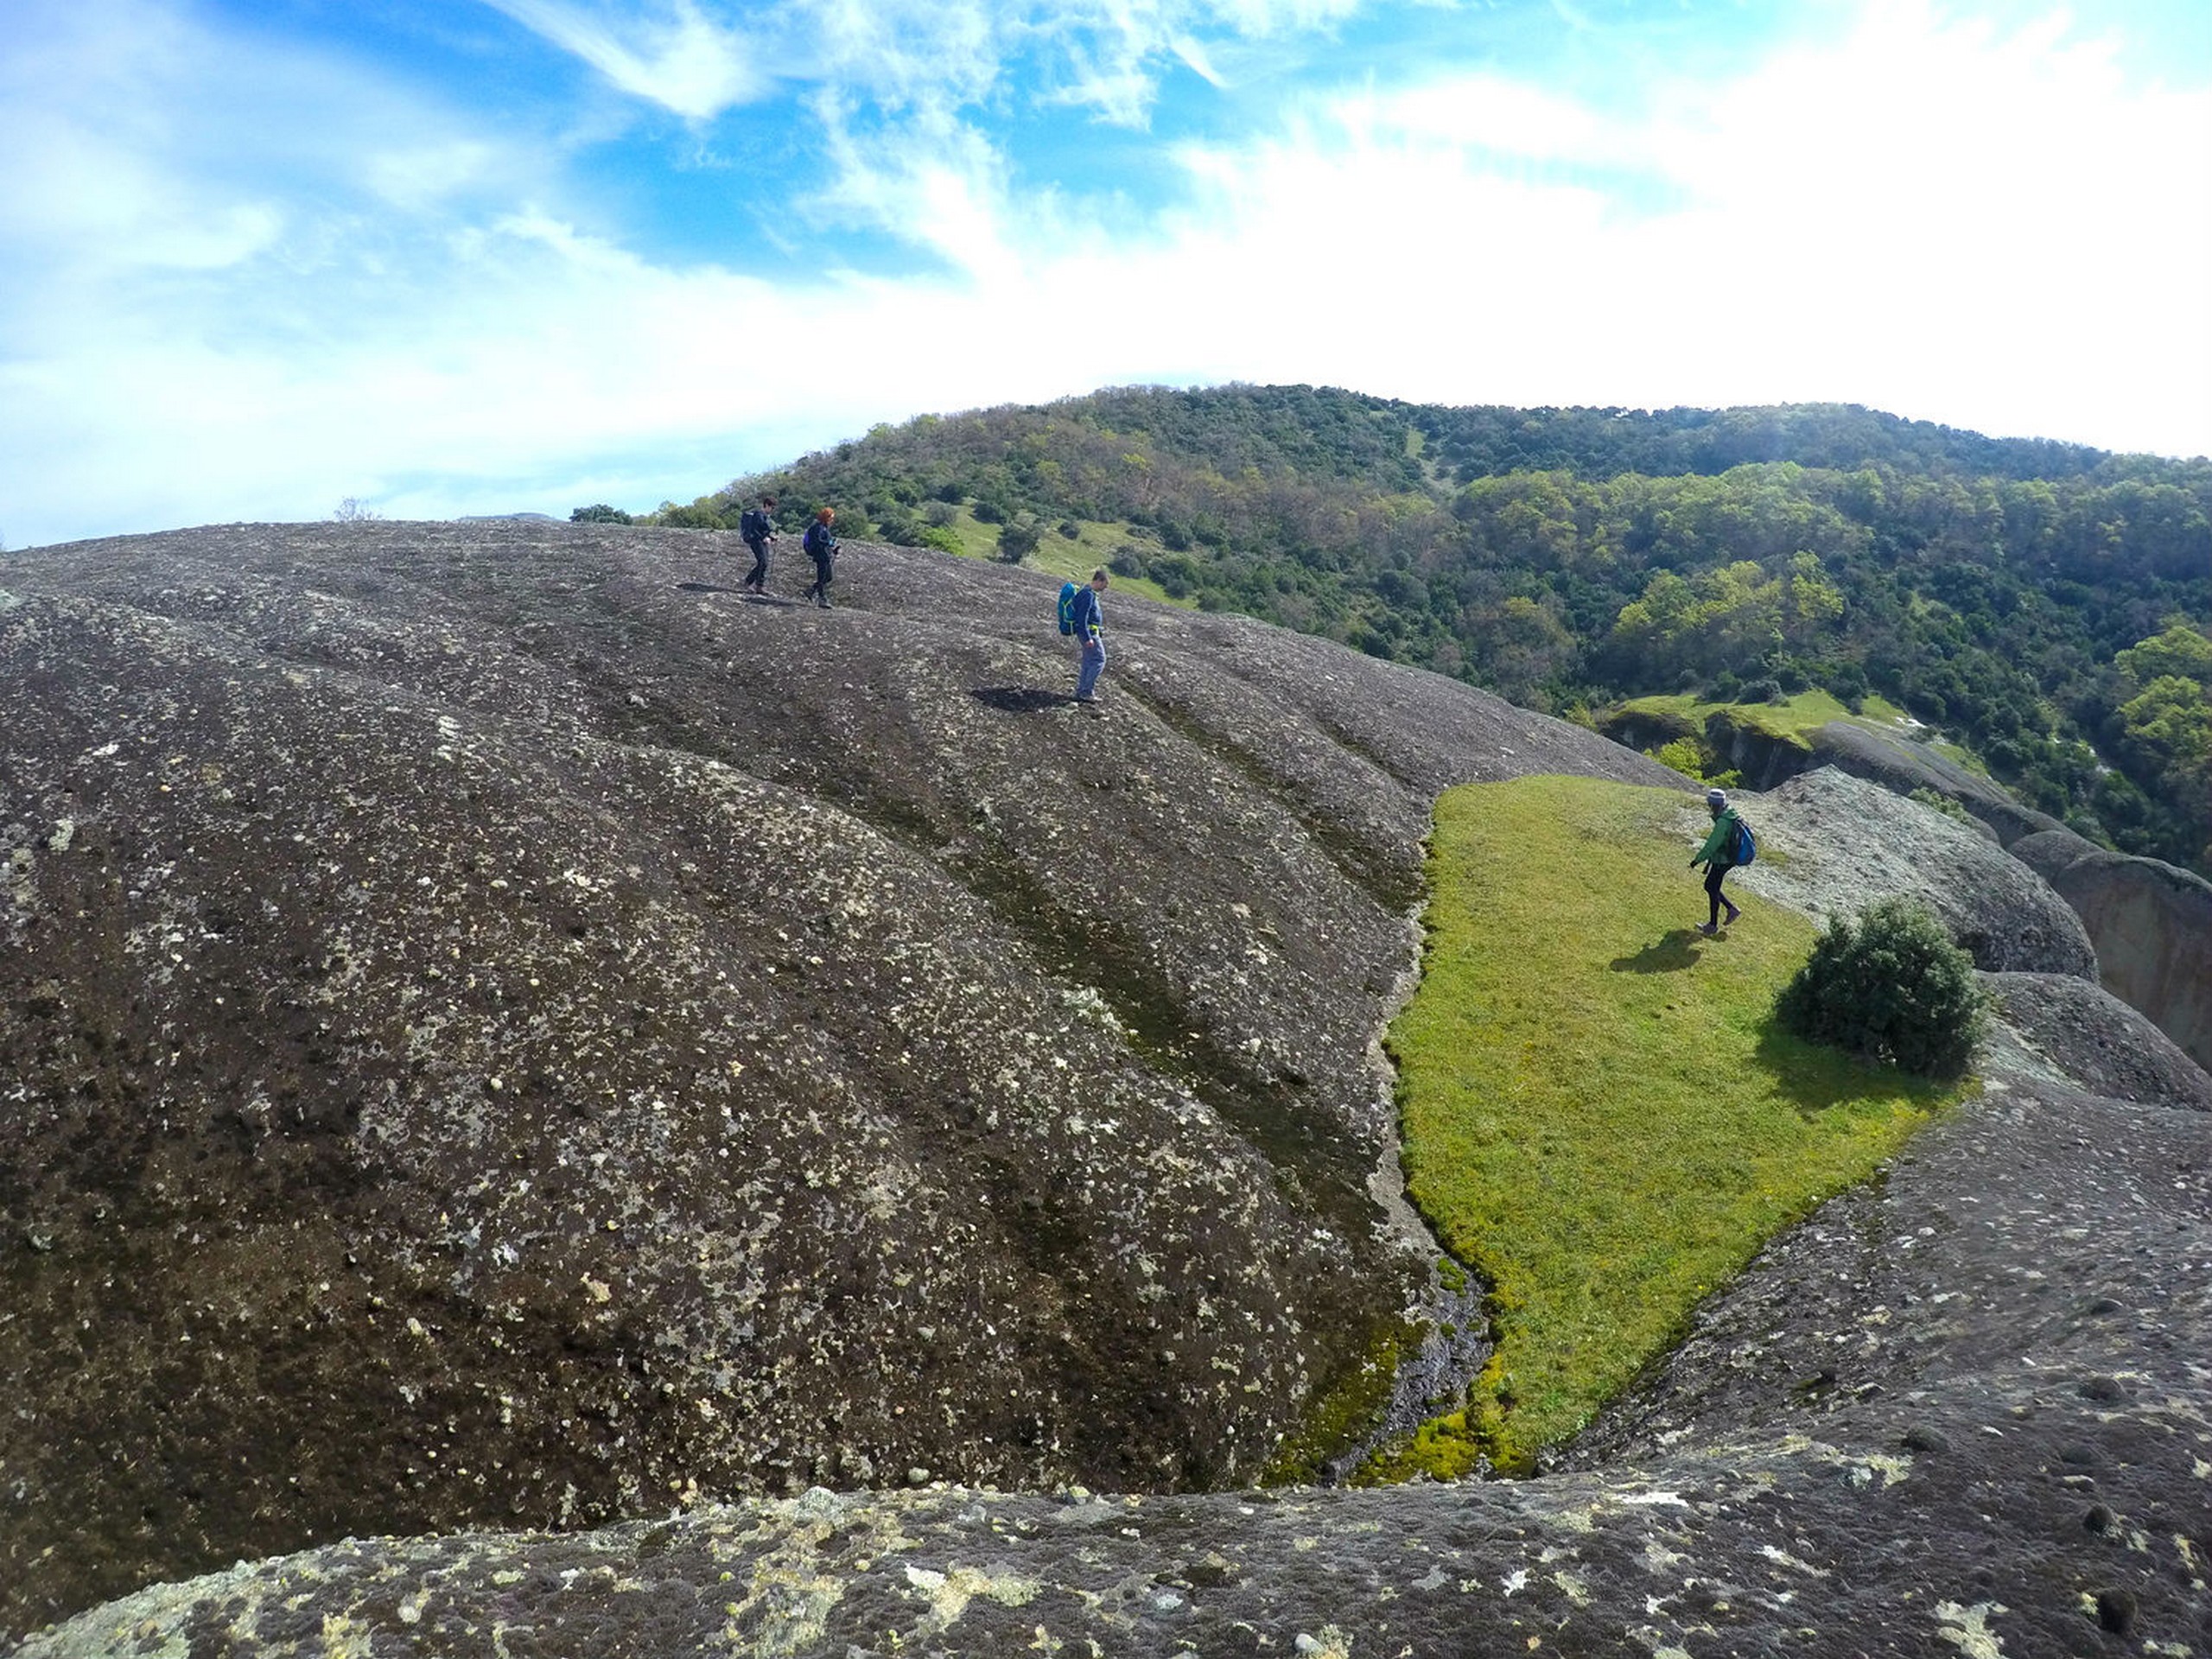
[1929,739,1992,778]
[925,504,1191,607]
[1618,688,1910,747]
[1388,775,1964,1472]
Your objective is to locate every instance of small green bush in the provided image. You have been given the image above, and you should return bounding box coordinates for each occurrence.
[995,516,1042,563]
[1652,736,1712,779]
[1776,898,1985,1078]
[570,504,632,524]
[1908,786,1973,824]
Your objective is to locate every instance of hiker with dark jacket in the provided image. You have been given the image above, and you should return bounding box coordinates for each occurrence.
[739,494,778,594]
[802,507,838,607]
[1070,568,1109,705]
[1690,786,1745,936]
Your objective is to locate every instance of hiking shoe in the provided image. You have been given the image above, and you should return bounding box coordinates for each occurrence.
[1723,903,1742,925]
[1694,922,1718,938]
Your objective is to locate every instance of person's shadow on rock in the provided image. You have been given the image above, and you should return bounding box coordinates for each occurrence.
[971,685,1068,715]
[1609,929,1706,974]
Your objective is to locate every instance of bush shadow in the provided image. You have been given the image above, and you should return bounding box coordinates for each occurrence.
[1609,929,1707,974]
[1750,1020,1949,1117]
[972,685,1071,715]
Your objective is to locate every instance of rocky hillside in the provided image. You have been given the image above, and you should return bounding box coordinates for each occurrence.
[0,522,1675,1636]
[23,960,2212,1655]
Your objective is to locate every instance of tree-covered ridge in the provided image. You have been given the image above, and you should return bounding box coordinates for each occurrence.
[632,386,2210,873]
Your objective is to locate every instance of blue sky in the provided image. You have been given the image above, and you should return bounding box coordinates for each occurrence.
[3,0,2208,547]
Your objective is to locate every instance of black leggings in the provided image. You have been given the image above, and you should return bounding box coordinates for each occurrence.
[806,555,835,603]
[1705,861,1737,925]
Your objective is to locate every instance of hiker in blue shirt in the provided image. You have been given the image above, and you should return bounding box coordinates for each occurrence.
[739,494,777,594]
[802,507,839,608]
[1070,568,1109,705]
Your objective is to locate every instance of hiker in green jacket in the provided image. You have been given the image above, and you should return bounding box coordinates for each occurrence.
[1690,786,1745,937]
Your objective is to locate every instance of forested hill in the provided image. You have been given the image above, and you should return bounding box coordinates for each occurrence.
[617,387,2211,874]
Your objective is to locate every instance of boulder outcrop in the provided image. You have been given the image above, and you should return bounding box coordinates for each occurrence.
[2009,834,2212,1075]
[1980,971,2212,1112]
[1800,726,2212,1069]
[0,522,1672,1636]
[1803,718,2065,846]
[1713,766,2098,976]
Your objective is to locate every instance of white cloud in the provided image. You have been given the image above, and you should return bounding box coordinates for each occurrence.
[1,0,2207,550]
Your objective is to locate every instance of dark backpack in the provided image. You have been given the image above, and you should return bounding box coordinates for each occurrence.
[1732,815,1757,866]
[804,522,835,560]
[740,507,769,542]
[1057,580,1079,636]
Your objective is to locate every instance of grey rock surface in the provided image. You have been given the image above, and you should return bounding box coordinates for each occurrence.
[22,1039,2210,1658]
[1805,719,2067,847]
[2008,825,2105,882]
[1981,971,2212,1112]
[1707,766,2098,976]
[10,525,2210,1657]
[2028,846,2212,1076]
[0,522,1675,1637]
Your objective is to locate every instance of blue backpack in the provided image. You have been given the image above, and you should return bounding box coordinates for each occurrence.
[1732,815,1757,866]
[1057,580,1079,637]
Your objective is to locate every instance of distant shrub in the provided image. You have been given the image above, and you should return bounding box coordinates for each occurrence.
[995,517,1042,563]
[1149,552,1200,597]
[1058,519,1081,539]
[912,525,963,556]
[1738,677,1784,703]
[331,497,385,523]
[1775,898,1985,1078]
[924,501,959,527]
[658,504,727,530]
[1107,543,1147,578]
[570,504,633,524]
[972,497,1012,525]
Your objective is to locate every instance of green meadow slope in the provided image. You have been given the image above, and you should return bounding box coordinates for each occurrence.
[1382,776,1967,1475]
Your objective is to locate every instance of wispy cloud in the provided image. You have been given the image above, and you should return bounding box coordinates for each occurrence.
[483,0,768,120]
[486,0,1369,124]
